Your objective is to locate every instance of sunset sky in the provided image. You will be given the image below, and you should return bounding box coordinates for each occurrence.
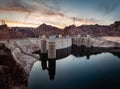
[0,0,120,28]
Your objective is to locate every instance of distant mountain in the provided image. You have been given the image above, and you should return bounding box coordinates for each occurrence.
[68,24,109,37]
[0,24,8,30]
[0,21,120,39]
[35,23,63,37]
[12,27,36,37]
[109,21,120,33]
[35,21,120,37]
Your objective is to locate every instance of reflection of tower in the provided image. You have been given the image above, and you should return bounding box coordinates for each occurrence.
[40,53,56,80]
[86,47,91,60]
[48,59,56,80]
[40,53,48,70]
[86,54,90,60]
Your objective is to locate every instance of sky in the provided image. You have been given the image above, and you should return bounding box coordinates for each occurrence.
[0,0,120,28]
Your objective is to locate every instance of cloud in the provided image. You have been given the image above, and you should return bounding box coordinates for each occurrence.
[99,0,120,14]
[0,0,103,28]
[88,18,100,23]
[0,0,64,23]
[0,0,30,13]
[0,0,65,19]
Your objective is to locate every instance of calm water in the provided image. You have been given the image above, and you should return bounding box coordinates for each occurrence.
[28,52,120,89]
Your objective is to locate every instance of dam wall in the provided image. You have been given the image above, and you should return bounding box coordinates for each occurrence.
[1,36,120,85]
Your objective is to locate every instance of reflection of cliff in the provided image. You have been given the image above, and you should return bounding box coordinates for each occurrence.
[72,46,120,59]
[72,45,104,59]
[112,52,120,59]
[34,45,120,60]
[72,45,120,59]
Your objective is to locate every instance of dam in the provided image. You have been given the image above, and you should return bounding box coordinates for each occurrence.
[0,36,120,89]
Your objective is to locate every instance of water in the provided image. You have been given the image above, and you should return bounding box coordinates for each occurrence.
[28,52,120,89]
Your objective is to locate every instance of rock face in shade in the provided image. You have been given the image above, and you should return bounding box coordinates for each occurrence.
[17,28,35,37]
[0,43,37,89]
[35,23,63,37]
[0,24,26,39]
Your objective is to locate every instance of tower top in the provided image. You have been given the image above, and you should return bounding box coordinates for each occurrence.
[86,19,87,25]
[73,17,75,25]
[1,20,5,25]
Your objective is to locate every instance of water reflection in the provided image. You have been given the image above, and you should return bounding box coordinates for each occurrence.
[48,59,56,80]
[29,46,120,89]
[35,46,120,81]
[40,53,56,80]
[40,53,47,70]
[29,52,120,89]
[1,44,120,89]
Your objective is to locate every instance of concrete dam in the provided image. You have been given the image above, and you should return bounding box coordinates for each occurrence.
[0,36,120,88]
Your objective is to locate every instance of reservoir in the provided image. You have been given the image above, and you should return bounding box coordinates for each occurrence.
[29,51,120,89]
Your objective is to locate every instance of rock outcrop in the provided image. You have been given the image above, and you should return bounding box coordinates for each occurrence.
[1,21,120,39]
[109,21,120,34]
[35,23,63,37]
[0,42,38,89]
[35,21,120,37]
[0,24,26,39]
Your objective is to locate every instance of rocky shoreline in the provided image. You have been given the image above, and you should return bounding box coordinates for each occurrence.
[0,43,37,89]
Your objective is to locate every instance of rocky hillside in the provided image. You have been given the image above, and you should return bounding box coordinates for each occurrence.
[12,27,36,37]
[64,24,110,37]
[0,24,26,39]
[35,23,63,37]
[109,21,120,34]
[0,21,120,39]
[35,21,120,37]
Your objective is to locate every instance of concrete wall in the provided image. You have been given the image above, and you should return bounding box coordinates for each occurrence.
[72,37,120,48]
[1,37,120,54]
[29,38,72,50]
[55,38,72,49]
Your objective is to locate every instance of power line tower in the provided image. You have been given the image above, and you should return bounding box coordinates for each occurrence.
[1,20,5,25]
[86,19,87,25]
[73,17,75,25]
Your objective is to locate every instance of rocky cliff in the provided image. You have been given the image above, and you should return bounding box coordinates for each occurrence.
[35,23,63,37]
[35,21,120,37]
[1,21,120,39]
[0,24,26,39]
